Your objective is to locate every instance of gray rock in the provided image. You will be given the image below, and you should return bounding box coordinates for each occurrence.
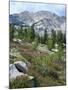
[9,64,24,81]
[10,11,66,35]
[9,63,34,82]
[14,61,28,73]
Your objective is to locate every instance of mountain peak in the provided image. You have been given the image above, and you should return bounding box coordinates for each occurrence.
[9,11,66,33]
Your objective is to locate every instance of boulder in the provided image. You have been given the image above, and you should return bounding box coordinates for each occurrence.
[13,38,17,42]
[9,63,34,83]
[14,61,28,73]
[9,64,24,81]
[51,48,58,52]
[28,75,34,80]
[17,39,22,44]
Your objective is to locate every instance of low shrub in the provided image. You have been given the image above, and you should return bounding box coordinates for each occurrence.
[47,69,59,80]
[9,76,33,89]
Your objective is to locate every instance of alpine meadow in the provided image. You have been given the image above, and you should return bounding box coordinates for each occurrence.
[9,1,66,89]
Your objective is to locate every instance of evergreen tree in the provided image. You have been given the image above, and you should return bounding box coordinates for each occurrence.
[44,28,48,44]
[30,24,35,41]
[32,35,39,50]
[40,36,44,44]
[24,28,28,40]
[63,33,66,44]
[57,30,63,47]
[37,34,40,43]
[51,29,56,48]
[26,27,33,42]
[9,24,15,41]
[47,37,53,51]
[18,27,23,39]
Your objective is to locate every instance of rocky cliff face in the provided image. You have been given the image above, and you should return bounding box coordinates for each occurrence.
[9,11,66,35]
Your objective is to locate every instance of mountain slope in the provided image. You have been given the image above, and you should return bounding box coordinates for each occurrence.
[9,11,66,34]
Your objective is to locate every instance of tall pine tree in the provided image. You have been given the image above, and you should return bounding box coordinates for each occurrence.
[10,24,15,41]
[30,24,35,42]
[44,28,48,44]
[51,29,56,48]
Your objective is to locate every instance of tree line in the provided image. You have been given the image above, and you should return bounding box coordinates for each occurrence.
[10,24,66,50]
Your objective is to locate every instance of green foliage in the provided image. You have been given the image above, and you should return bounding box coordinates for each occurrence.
[63,33,66,44]
[9,24,15,41]
[51,29,56,48]
[10,24,66,88]
[36,34,40,43]
[18,28,24,39]
[10,76,33,89]
[47,37,53,50]
[47,69,59,79]
[44,28,48,44]
[40,36,45,44]
[57,30,64,46]
[23,28,28,40]
[28,53,65,86]
[23,26,35,42]
[57,48,64,61]
[32,37,39,50]
[30,25,35,41]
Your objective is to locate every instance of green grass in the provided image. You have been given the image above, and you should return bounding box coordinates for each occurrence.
[10,76,33,89]
[10,41,66,88]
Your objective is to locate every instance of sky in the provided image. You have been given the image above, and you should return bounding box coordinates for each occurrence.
[10,1,66,16]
